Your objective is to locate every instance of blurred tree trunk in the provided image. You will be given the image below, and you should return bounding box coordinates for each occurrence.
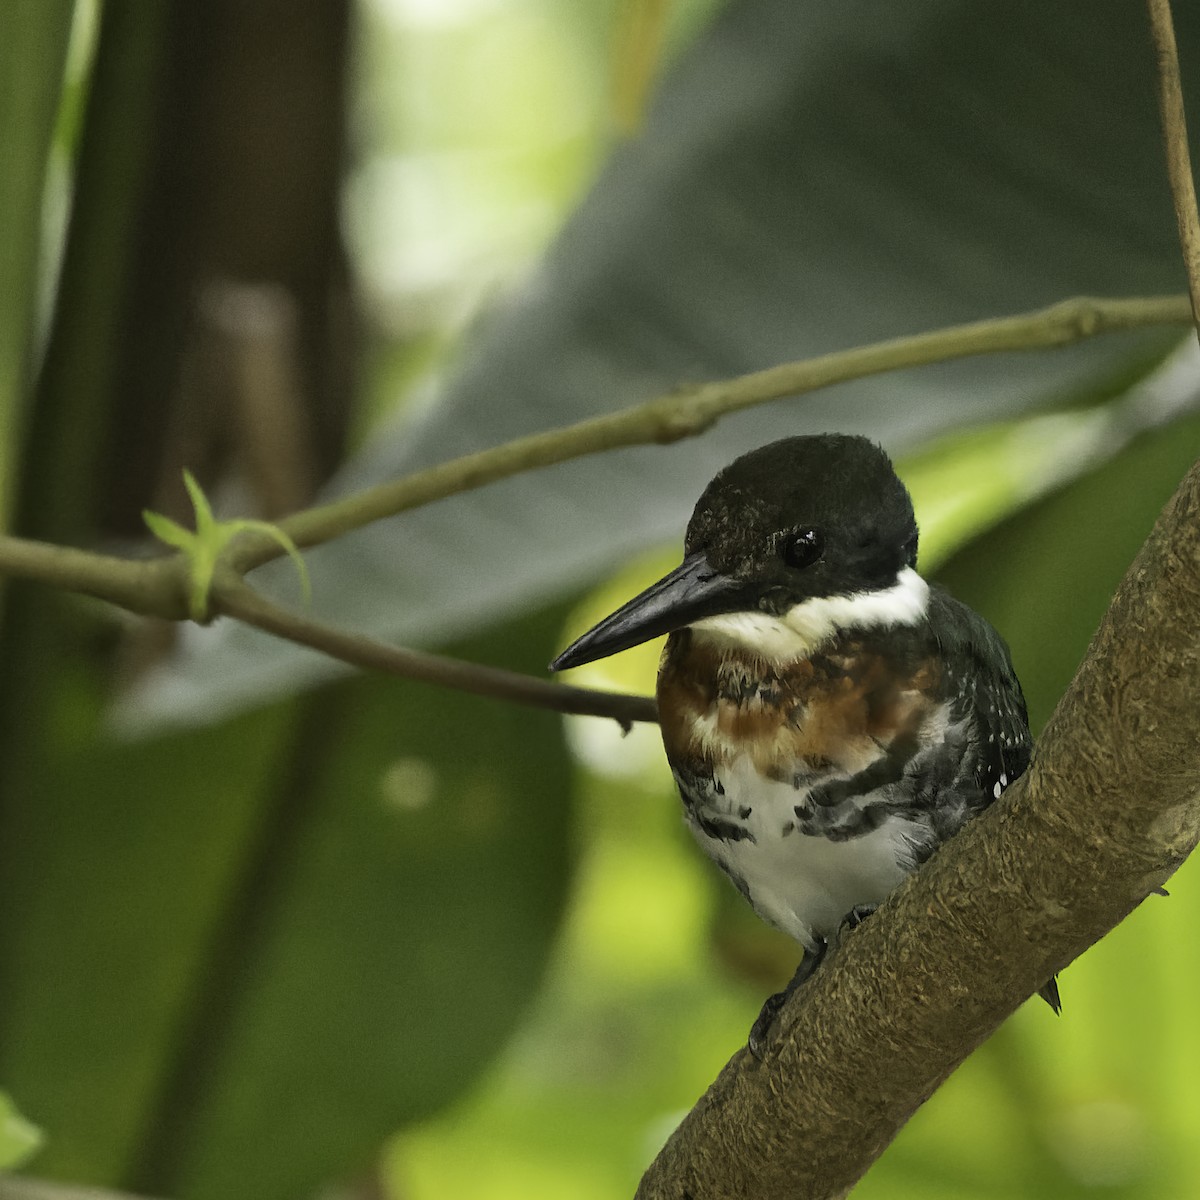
[16,0,355,550]
[98,0,356,532]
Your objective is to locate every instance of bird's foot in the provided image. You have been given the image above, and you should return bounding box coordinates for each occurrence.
[746,907,881,1058]
[836,903,877,942]
[748,940,826,1060]
[747,992,788,1061]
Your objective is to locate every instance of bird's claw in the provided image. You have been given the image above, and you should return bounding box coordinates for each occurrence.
[747,990,788,1059]
[836,903,877,940]
[747,908,878,1059]
[746,939,827,1059]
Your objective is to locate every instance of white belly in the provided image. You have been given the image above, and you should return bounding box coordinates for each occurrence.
[688,756,922,949]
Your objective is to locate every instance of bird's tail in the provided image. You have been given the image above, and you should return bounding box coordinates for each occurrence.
[1038,976,1062,1014]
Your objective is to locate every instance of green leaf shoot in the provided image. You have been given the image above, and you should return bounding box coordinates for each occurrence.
[143,471,311,622]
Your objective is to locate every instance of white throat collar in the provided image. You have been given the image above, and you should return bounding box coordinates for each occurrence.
[690,567,929,663]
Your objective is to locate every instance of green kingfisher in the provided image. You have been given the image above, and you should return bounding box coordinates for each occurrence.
[551,433,1058,1054]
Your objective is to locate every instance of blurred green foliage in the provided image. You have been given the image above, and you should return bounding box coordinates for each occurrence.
[0,1091,44,1172]
[2,2,1200,1200]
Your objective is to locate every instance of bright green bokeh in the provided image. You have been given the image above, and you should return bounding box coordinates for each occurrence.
[0,1090,44,1171]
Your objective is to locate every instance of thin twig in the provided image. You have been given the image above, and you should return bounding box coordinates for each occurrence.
[0,295,1192,726]
[228,293,1194,574]
[0,533,185,618]
[211,570,658,726]
[1148,0,1200,341]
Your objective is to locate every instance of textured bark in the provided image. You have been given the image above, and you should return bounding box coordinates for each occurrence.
[637,455,1200,1200]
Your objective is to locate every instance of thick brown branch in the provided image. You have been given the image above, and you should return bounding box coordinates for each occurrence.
[637,455,1200,1199]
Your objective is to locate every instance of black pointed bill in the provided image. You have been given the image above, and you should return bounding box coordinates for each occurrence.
[550,551,747,671]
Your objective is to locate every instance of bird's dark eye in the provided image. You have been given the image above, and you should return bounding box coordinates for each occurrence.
[780,527,824,569]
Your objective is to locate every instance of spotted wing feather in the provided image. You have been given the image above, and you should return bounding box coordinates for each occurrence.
[928,587,1032,810]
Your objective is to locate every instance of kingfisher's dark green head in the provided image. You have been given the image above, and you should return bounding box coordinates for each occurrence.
[550,434,925,671]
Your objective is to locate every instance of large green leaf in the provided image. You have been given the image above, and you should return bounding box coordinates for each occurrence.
[0,613,571,1200]
[0,700,295,1184]
[152,649,574,1200]
[124,0,1200,727]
